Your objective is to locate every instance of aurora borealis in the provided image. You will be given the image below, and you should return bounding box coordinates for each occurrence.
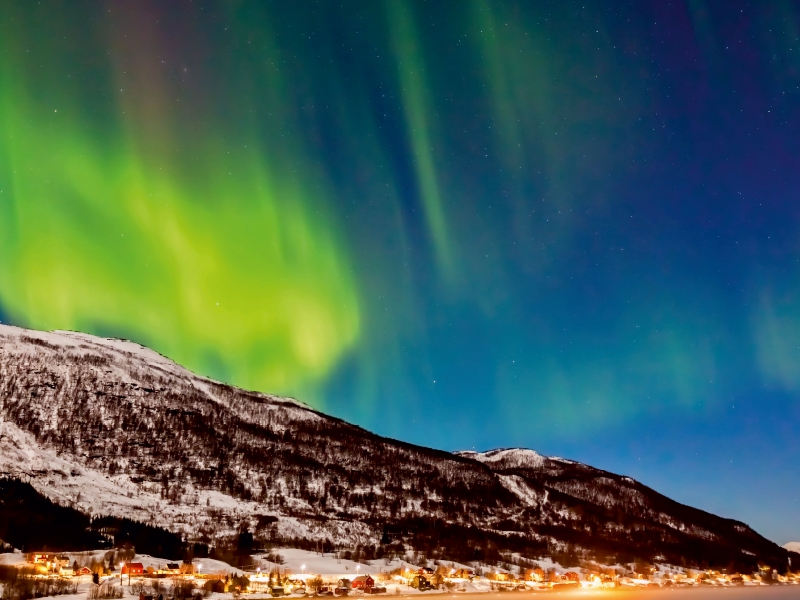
[1,1,800,543]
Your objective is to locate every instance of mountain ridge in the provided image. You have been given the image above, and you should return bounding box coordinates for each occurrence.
[0,324,796,572]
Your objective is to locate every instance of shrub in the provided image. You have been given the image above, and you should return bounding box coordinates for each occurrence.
[87,583,123,600]
[1,576,77,600]
[170,580,196,599]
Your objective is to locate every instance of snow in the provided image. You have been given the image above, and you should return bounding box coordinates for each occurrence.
[253,548,420,577]
[0,324,312,412]
[0,418,268,535]
[0,552,25,566]
[456,448,578,469]
[129,554,241,576]
[53,331,178,371]
[496,474,544,507]
[0,325,166,372]
[785,542,800,553]
[456,448,548,469]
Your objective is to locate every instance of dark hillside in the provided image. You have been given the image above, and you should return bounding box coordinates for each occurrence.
[0,478,108,552]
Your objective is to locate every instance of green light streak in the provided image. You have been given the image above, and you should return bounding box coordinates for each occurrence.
[0,8,360,398]
[387,0,456,279]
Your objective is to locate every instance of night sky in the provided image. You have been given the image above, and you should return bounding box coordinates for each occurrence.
[1,1,799,544]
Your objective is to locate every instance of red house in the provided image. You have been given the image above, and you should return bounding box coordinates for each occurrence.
[351,575,375,590]
[122,563,144,576]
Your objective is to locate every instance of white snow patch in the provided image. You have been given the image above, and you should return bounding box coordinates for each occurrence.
[0,553,25,566]
[457,448,547,468]
[456,447,581,469]
[497,474,542,507]
[253,548,420,577]
[132,554,241,576]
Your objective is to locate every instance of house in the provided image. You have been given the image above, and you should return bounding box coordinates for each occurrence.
[26,553,56,567]
[409,576,432,591]
[351,575,375,589]
[562,572,580,582]
[166,563,181,574]
[122,563,144,576]
[78,567,92,576]
[25,553,66,573]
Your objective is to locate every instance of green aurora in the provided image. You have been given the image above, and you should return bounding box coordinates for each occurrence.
[0,2,360,396]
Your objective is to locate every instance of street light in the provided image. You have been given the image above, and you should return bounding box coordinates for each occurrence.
[301,565,306,575]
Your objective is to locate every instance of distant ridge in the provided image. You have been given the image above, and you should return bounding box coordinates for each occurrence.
[456,448,574,469]
[0,324,796,572]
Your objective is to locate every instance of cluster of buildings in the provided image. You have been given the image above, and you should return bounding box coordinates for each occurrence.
[120,563,196,577]
[24,553,91,577]
[22,555,199,580]
[19,552,799,594]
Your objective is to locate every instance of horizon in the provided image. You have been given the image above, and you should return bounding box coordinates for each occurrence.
[1,1,799,547]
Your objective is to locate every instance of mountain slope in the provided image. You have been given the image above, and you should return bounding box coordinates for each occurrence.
[0,324,793,571]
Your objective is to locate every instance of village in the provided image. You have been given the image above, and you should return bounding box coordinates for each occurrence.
[1,547,798,600]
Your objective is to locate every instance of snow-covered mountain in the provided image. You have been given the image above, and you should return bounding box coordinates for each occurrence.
[0,324,794,571]
[786,542,800,553]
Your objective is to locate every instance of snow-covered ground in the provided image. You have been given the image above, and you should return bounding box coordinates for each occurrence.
[254,548,419,577]
[127,554,242,577]
[0,552,25,566]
